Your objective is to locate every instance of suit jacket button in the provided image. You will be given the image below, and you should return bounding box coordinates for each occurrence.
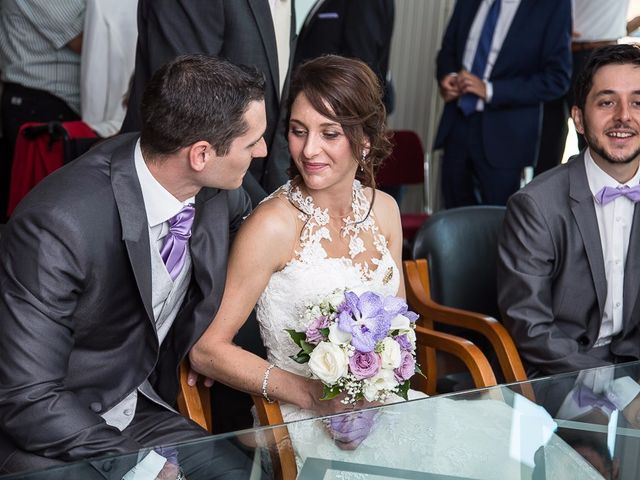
[90,402,103,413]
[578,335,589,346]
[102,460,113,472]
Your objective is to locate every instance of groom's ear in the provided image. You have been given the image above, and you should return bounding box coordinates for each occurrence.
[188,141,213,172]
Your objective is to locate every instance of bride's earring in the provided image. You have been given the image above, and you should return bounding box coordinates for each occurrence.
[360,151,366,172]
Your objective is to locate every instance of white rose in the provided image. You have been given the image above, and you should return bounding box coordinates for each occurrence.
[308,342,349,384]
[379,337,402,369]
[406,328,417,350]
[363,369,398,402]
[328,323,352,345]
[390,314,411,332]
[326,290,346,310]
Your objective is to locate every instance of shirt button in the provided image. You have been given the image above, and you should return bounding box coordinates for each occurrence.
[616,302,621,308]
[616,217,621,222]
[124,408,133,416]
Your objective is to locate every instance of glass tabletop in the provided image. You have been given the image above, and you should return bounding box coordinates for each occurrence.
[5,361,640,480]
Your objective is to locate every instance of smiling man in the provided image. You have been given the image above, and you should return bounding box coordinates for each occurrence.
[498,44,640,378]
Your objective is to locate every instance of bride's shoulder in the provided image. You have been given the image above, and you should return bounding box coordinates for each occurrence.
[240,191,300,243]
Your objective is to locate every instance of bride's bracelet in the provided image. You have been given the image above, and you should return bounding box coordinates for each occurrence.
[262,363,276,404]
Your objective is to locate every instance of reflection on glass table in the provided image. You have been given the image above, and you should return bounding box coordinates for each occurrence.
[5,361,640,479]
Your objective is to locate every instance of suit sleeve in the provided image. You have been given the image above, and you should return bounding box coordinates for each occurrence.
[228,187,253,240]
[341,0,393,85]
[497,192,607,375]
[435,0,464,81]
[490,0,571,107]
[0,210,141,462]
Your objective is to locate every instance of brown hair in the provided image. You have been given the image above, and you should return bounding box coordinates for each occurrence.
[287,55,392,188]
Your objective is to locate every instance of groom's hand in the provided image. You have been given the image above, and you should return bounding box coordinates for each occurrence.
[187,367,214,388]
[328,409,378,450]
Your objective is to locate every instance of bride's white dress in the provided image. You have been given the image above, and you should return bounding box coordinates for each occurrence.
[255,180,602,479]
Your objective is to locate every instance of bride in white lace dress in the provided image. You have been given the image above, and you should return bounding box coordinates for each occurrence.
[191,56,602,479]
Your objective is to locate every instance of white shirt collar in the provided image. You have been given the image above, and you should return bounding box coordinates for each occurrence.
[584,148,640,199]
[134,140,195,228]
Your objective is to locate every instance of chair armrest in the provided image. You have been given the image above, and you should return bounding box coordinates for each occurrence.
[177,359,211,432]
[404,259,528,384]
[415,325,497,390]
[252,396,297,480]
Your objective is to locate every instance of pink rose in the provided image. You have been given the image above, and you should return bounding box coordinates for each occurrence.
[394,350,415,382]
[306,316,329,344]
[349,351,381,380]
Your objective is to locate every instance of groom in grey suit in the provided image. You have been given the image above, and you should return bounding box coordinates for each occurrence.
[498,44,640,379]
[0,55,267,478]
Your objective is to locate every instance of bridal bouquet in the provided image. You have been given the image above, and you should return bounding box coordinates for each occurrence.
[286,289,420,404]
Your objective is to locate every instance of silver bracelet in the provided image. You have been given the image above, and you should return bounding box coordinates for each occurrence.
[261,363,276,404]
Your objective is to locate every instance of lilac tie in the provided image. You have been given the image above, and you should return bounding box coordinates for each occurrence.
[594,185,640,205]
[160,204,195,281]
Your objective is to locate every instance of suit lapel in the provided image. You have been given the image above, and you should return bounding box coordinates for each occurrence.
[248,0,280,92]
[623,205,640,333]
[568,154,607,317]
[110,138,155,329]
[490,0,532,75]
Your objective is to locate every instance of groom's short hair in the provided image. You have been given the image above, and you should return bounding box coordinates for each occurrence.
[140,54,265,157]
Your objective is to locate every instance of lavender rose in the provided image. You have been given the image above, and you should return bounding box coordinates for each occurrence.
[396,334,413,351]
[306,316,330,344]
[394,350,415,382]
[349,351,381,380]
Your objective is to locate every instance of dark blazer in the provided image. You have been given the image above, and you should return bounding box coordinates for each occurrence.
[497,153,640,377]
[121,0,296,204]
[295,0,395,112]
[433,0,571,169]
[0,134,250,466]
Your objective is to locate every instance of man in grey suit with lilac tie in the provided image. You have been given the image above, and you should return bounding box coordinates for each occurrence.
[498,45,640,382]
[0,55,267,478]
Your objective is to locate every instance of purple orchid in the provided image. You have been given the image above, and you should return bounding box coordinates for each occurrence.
[382,296,419,324]
[337,291,390,352]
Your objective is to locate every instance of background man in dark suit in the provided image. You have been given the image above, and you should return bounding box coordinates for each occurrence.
[121,0,295,208]
[433,0,571,207]
[294,0,396,114]
[0,55,266,478]
[498,44,640,379]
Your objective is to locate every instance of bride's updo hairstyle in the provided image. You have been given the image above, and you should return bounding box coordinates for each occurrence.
[287,55,393,189]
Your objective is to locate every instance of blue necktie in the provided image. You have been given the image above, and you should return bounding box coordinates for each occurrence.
[459,0,501,116]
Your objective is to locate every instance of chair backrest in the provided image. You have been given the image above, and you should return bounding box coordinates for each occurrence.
[412,206,506,319]
[376,130,425,187]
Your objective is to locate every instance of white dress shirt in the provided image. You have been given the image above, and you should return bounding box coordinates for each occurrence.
[585,149,640,347]
[572,0,629,42]
[268,0,292,97]
[462,0,521,111]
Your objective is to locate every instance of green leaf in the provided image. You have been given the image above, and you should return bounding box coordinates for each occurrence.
[415,364,427,379]
[285,329,307,348]
[319,327,330,338]
[396,380,410,401]
[300,340,315,354]
[289,351,310,364]
[320,384,341,401]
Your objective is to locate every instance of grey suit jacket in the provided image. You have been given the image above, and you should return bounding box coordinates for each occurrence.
[498,153,640,377]
[0,134,250,466]
[121,0,296,204]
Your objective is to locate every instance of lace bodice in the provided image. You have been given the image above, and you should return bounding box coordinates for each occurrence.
[256,180,400,379]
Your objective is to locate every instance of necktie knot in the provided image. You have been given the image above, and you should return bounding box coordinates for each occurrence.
[160,204,195,281]
[594,185,640,205]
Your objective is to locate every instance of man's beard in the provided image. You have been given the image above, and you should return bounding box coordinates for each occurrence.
[583,122,640,165]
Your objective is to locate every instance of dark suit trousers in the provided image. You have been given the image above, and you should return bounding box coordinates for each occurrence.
[441,112,522,208]
[0,396,256,479]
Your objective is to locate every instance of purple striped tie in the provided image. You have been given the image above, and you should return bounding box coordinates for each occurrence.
[160,205,195,281]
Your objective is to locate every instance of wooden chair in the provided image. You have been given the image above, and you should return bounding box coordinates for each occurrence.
[406,206,529,390]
